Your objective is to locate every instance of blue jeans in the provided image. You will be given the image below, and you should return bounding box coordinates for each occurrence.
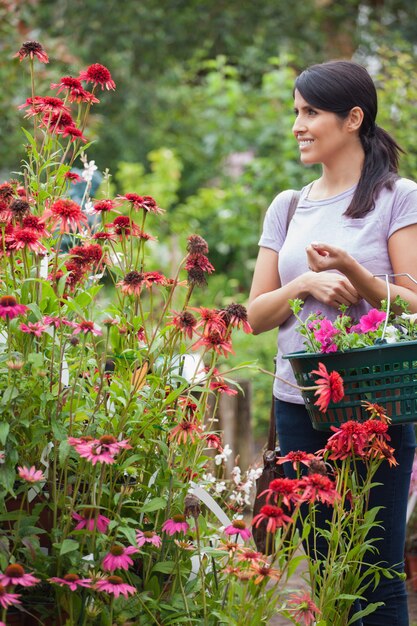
[275,399,415,626]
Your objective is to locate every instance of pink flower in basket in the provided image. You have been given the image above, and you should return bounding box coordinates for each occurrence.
[352,308,386,333]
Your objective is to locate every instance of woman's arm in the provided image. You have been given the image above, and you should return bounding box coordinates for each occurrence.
[306,223,417,312]
[248,247,361,334]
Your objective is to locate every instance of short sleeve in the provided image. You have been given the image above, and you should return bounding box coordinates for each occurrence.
[388,178,417,238]
[258,189,296,253]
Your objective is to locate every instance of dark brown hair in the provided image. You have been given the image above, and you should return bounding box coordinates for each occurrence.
[294,60,403,218]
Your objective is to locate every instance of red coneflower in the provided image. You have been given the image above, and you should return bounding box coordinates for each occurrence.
[276,450,316,471]
[258,477,301,507]
[170,311,197,339]
[73,320,102,336]
[299,473,340,506]
[19,96,71,117]
[117,271,145,296]
[42,111,75,134]
[187,234,209,255]
[221,303,252,334]
[362,400,390,423]
[50,76,83,94]
[22,215,49,236]
[15,41,49,63]
[205,433,223,452]
[64,171,82,184]
[69,244,104,267]
[250,563,282,585]
[209,379,238,396]
[193,329,234,357]
[8,227,47,254]
[311,362,344,413]
[325,421,369,460]
[79,63,116,90]
[194,307,226,335]
[92,199,116,213]
[106,216,149,239]
[9,198,30,218]
[0,183,14,203]
[251,504,293,533]
[287,591,321,626]
[62,126,87,143]
[185,253,215,274]
[143,271,167,288]
[43,198,88,233]
[169,417,203,445]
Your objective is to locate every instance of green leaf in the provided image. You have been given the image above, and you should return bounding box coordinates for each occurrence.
[59,539,80,555]
[0,422,10,445]
[152,561,176,574]
[140,497,167,513]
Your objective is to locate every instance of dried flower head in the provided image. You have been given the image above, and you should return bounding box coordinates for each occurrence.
[184,494,201,519]
[15,41,49,63]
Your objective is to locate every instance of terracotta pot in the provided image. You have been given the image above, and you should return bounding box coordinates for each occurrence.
[406,552,417,592]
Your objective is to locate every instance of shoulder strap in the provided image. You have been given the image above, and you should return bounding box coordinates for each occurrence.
[286,190,301,233]
[267,191,300,452]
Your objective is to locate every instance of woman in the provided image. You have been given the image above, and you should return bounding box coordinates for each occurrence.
[248,60,417,625]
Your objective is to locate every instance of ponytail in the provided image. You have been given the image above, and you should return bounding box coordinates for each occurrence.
[344,125,404,218]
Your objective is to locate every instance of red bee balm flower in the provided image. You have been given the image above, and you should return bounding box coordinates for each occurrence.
[0,296,28,320]
[79,63,116,90]
[311,362,344,412]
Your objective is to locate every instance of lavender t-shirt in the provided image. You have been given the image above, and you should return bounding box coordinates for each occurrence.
[258,178,417,403]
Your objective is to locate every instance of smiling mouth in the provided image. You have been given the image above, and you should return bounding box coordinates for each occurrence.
[298,140,314,148]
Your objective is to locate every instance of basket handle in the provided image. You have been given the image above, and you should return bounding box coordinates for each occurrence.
[373,273,417,340]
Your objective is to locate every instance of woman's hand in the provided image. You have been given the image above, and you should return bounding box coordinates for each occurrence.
[306,242,351,273]
[307,271,361,308]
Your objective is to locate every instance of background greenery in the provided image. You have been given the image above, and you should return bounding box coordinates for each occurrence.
[2,0,417,438]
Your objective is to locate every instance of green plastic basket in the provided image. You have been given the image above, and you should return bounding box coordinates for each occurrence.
[284,340,417,431]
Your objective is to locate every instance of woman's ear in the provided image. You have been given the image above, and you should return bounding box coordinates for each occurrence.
[347,106,364,132]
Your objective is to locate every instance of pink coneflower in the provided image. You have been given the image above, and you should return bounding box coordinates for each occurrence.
[95,576,136,598]
[0,584,21,609]
[49,573,92,591]
[43,315,75,329]
[64,171,82,184]
[170,311,197,339]
[224,520,251,540]
[70,435,130,465]
[43,198,88,233]
[0,564,39,587]
[311,362,344,413]
[276,450,316,471]
[72,320,102,336]
[79,63,116,90]
[193,330,234,357]
[136,530,162,548]
[169,417,203,445]
[7,227,47,254]
[222,565,255,581]
[18,465,45,483]
[162,514,189,535]
[117,271,145,296]
[0,295,28,320]
[102,545,138,572]
[287,591,321,626]
[251,505,293,534]
[221,303,252,334]
[20,321,47,337]
[62,126,87,143]
[15,41,49,63]
[72,509,110,533]
[237,547,265,564]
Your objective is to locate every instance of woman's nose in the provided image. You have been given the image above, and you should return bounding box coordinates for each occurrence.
[292,116,306,135]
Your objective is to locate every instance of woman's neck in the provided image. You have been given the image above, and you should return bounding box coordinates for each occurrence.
[310,143,365,200]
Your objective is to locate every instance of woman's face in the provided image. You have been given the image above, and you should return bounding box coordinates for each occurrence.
[292,89,352,167]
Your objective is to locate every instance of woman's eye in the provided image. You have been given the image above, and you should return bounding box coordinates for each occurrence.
[308,109,317,116]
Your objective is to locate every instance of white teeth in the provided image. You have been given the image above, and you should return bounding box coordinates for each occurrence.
[299,140,313,147]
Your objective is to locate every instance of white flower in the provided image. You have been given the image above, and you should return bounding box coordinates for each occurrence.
[215,481,227,494]
[401,312,417,324]
[383,324,400,344]
[81,159,98,183]
[83,200,95,215]
[214,444,232,466]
